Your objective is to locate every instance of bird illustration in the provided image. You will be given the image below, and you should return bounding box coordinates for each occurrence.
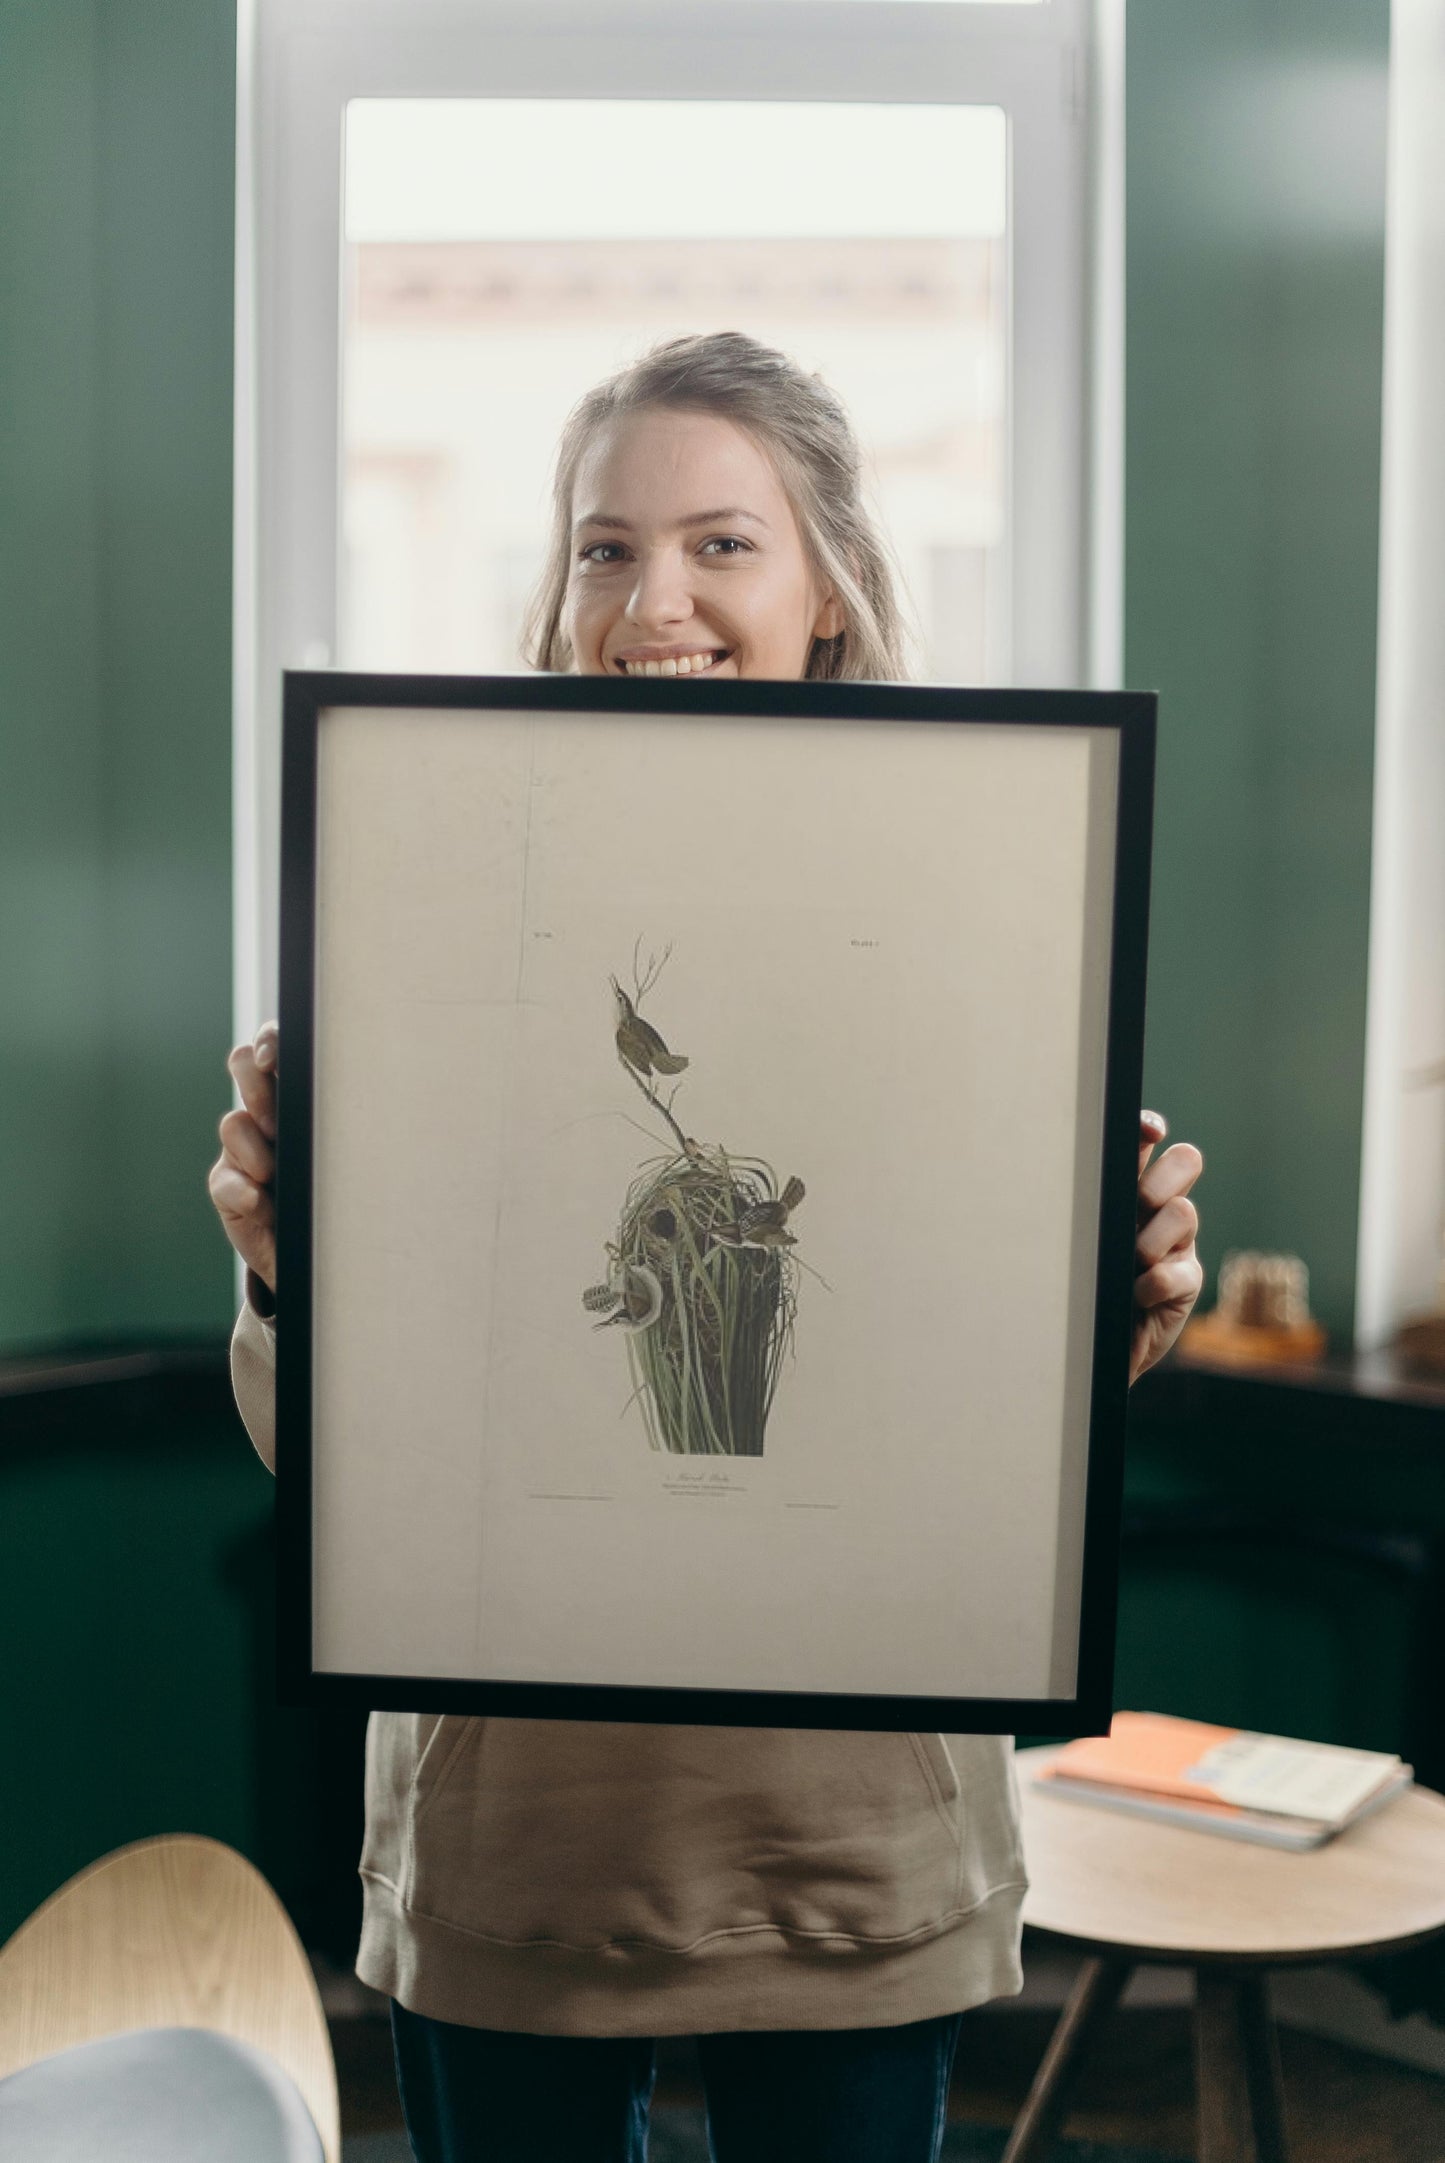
[582,1263,664,1333]
[612,978,688,1079]
[708,1176,806,1252]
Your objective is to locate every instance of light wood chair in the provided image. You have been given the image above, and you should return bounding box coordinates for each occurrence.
[1007,1745,1445,2163]
[0,1833,340,2163]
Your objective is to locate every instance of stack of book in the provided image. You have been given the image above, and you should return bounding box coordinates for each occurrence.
[1034,1711,1412,1850]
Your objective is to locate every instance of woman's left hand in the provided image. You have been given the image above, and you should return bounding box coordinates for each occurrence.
[1130,1112,1204,1385]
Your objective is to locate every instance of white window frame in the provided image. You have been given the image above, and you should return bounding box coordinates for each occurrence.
[1355,1,1445,1351]
[234,0,1122,1031]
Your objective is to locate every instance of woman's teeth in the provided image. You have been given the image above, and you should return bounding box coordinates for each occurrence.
[621,651,726,677]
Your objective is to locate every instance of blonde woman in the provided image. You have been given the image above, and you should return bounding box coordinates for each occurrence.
[212,333,1204,2163]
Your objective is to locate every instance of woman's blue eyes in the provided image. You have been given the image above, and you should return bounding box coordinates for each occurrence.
[578,536,752,565]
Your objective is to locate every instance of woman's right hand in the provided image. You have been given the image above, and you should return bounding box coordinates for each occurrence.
[209,1021,279,1295]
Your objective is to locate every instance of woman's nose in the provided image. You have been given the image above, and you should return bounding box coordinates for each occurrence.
[625,548,693,630]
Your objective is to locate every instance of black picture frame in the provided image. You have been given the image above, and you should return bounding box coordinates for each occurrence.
[277,670,1155,1734]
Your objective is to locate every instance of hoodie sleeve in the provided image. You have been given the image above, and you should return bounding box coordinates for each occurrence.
[230,1271,278,1474]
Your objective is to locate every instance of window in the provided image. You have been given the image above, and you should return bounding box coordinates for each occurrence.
[340,99,1008,682]
[237,0,1118,1024]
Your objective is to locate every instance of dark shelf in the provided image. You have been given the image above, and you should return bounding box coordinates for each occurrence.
[1131,1346,1445,1448]
[0,1339,236,1456]
[0,1337,230,1399]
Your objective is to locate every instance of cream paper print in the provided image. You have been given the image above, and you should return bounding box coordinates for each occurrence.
[308,703,1116,1700]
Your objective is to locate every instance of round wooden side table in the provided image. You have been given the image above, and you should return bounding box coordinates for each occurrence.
[1007,1745,1445,2163]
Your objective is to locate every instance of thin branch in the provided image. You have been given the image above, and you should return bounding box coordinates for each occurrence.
[619,1053,692,1156]
[634,939,673,1007]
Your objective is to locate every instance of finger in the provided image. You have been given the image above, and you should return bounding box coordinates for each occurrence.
[1135,1192,1199,1270]
[207,1158,277,1281]
[218,1108,274,1187]
[1134,1252,1204,1311]
[254,1019,278,1073]
[1138,1109,1168,1179]
[1138,1140,1204,1218]
[227,1040,277,1138]
[208,1159,270,1223]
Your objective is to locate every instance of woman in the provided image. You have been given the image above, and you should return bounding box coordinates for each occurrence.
[211,332,1204,2163]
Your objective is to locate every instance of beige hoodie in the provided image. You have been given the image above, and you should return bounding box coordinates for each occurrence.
[233,1295,1027,2035]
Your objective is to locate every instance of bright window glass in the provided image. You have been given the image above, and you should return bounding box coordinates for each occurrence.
[340,99,1008,682]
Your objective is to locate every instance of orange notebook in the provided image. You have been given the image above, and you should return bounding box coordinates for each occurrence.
[1043,1711,1403,1827]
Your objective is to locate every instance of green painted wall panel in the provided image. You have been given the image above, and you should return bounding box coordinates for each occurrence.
[92,1,238,1336]
[0,1422,270,1940]
[0,4,111,1345]
[1127,0,1389,1339]
[0,1391,363,1953]
[0,0,236,1350]
[1120,1404,1442,1759]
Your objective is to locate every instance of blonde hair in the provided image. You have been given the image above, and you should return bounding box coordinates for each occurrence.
[521,331,913,682]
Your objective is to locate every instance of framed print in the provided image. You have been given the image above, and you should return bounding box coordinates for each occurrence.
[276,673,1154,1734]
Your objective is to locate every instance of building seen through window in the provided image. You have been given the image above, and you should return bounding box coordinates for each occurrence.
[340,99,1008,684]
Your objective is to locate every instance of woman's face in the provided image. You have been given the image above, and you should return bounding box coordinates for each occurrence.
[563,407,842,680]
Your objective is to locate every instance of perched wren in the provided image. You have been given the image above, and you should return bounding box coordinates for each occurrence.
[708,1176,805,1252]
[612,978,688,1079]
[582,1263,664,1332]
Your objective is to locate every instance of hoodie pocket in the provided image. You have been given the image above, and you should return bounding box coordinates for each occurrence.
[411,1716,476,1824]
[400,1720,982,1952]
[402,1715,482,1897]
[359,1710,473,1896]
[909,1731,962,1834]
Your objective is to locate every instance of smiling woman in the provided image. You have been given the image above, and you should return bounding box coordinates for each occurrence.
[522,330,912,683]
[214,313,1211,2163]
[215,319,1201,2163]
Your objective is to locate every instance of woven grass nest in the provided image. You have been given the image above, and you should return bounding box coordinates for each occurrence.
[583,951,806,1459]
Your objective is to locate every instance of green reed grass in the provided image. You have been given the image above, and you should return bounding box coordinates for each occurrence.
[614,1145,796,1458]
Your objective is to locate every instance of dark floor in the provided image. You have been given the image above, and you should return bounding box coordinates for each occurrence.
[332,2000,1445,2162]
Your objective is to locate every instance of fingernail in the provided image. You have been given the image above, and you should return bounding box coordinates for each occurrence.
[1142,1109,1167,1133]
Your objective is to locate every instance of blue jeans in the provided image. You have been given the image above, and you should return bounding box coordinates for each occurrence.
[390,2000,965,2163]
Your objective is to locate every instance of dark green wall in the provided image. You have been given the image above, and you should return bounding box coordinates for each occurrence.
[1128,0,1390,1342]
[1,4,109,1342]
[0,1388,272,1942]
[2,0,1389,1352]
[0,1,1390,1351]
[0,0,236,1352]
[0,1379,367,1955]
[1119,1397,1442,1763]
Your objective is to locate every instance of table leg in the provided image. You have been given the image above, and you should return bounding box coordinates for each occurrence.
[1195,1968,1289,2163]
[1000,1955,1131,2163]
[1239,1972,1289,2163]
